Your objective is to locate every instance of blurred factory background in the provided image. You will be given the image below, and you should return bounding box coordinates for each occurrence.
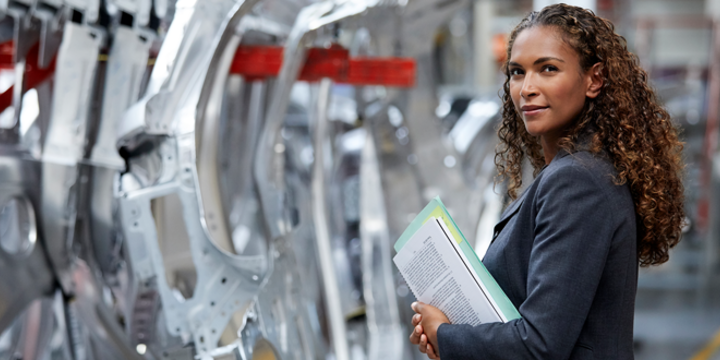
[0,0,718,359]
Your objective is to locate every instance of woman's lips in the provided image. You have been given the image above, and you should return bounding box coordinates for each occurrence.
[521,106,548,117]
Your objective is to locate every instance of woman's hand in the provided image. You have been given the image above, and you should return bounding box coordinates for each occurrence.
[410,315,440,359]
[409,302,450,359]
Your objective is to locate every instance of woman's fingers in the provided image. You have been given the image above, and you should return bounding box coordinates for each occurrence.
[419,333,428,354]
[427,343,439,359]
[410,302,440,359]
[412,313,422,326]
[409,324,423,345]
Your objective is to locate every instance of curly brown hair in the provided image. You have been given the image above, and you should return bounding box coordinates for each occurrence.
[495,4,685,266]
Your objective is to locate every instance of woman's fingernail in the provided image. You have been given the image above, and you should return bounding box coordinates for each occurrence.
[411,302,417,310]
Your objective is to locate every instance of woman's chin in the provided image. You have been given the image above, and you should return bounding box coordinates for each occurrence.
[523,124,545,137]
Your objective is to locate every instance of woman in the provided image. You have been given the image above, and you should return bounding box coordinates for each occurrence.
[408,4,685,359]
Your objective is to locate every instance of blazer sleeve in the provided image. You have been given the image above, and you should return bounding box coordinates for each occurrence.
[436,164,615,360]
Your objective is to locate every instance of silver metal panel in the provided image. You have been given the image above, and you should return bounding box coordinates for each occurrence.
[0,2,515,359]
[0,155,55,334]
[92,25,150,169]
[311,78,350,360]
[360,129,405,359]
[42,21,101,293]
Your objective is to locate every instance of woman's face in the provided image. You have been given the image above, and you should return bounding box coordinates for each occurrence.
[508,26,600,140]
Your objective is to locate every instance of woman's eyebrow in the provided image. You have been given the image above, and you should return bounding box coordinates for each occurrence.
[508,57,564,67]
[534,56,565,65]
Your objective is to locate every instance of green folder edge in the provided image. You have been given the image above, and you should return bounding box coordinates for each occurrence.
[394,196,521,322]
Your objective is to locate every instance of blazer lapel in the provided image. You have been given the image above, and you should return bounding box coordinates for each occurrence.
[491,187,530,241]
[490,162,553,242]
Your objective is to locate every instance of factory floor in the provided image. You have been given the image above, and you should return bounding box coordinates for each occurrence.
[634,286,720,360]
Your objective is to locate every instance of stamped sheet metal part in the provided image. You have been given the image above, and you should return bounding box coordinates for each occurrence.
[253,1,332,242]
[359,129,406,359]
[0,153,55,335]
[254,2,406,359]
[252,3,340,359]
[0,15,102,356]
[357,0,474,246]
[311,78,351,360]
[0,4,41,144]
[233,221,324,360]
[41,20,102,294]
[228,78,329,360]
[118,0,255,140]
[0,294,60,360]
[449,98,503,258]
[116,0,317,357]
[253,0,402,233]
[195,0,266,257]
[120,137,268,357]
[38,4,152,358]
[73,2,167,358]
[401,0,478,240]
[107,0,153,27]
[34,1,64,70]
[354,2,508,359]
[0,0,508,359]
[91,25,150,170]
[0,0,84,351]
[87,21,152,280]
[63,259,145,360]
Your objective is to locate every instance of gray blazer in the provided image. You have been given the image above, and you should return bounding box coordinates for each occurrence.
[437,150,638,360]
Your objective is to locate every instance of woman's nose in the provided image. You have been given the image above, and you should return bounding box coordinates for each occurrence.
[520,76,538,99]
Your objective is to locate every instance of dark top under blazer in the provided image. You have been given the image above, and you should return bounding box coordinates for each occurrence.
[437,150,638,360]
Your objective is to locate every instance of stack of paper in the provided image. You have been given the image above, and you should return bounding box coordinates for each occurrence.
[393,197,521,325]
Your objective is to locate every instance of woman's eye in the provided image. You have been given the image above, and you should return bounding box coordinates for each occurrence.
[509,68,524,76]
[542,65,558,72]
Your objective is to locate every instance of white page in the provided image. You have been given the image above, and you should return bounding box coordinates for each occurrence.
[436,218,506,322]
[393,218,502,326]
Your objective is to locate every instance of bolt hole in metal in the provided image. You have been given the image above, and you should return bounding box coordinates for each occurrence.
[0,196,37,255]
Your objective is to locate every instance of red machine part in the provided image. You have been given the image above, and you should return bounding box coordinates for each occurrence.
[0,40,57,112]
[0,41,14,69]
[230,45,416,87]
[229,45,283,81]
[0,42,415,113]
[299,45,349,82]
[346,57,415,87]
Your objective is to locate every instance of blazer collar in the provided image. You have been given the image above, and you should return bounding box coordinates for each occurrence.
[495,156,554,226]
[491,189,528,243]
[497,185,529,225]
[494,147,574,229]
[553,147,572,162]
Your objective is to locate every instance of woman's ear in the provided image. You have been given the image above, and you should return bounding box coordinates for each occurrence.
[585,62,604,99]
